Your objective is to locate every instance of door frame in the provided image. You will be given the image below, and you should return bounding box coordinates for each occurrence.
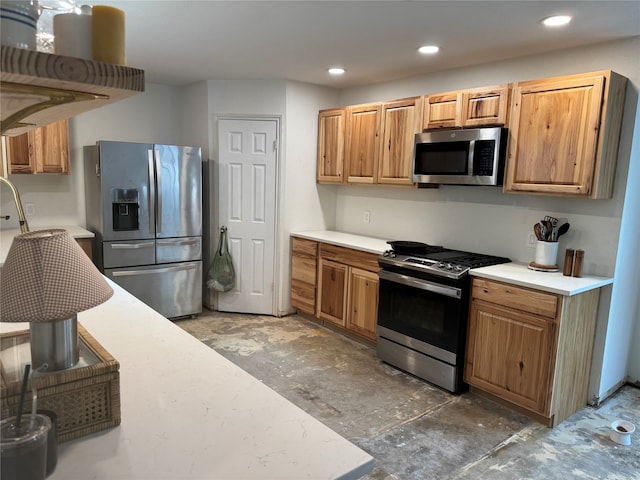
[211,114,283,316]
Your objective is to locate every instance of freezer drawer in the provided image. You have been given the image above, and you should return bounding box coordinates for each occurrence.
[103,240,156,268]
[105,261,202,319]
[156,236,201,263]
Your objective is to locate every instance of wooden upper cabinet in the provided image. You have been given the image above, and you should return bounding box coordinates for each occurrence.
[345,103,381,184]
[462,85,510,127]
[6,120,70,174]
[504,71,627,198]
[317,108,345,183]
[378,97,422,185]
[423,85,510,130]
[423,91,462,129]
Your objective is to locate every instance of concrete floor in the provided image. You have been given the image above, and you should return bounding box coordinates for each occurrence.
[176,310,640,480]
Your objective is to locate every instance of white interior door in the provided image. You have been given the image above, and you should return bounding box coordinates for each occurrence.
[217,118,278,314]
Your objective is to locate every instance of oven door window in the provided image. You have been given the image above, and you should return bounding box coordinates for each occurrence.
[414,141,469,175]
[377,277,464,354]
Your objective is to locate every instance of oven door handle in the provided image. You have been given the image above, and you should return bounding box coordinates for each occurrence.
[379,270,462,299]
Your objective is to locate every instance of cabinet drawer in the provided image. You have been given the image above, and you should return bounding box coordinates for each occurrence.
[319,243,379,272]
[292,237,318,256]
[472,278,559,319]
[292,253,317,284]
[291,279,315,315]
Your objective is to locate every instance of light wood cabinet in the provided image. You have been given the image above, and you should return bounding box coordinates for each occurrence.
[316,243,379,342]
[504,70,627,198]
[316,108,345,183]
[345,103,381,184]
[317,258,348,326]
[465,278,601,426]
[5,120,70,174]
[290,236,379,343]
[377,96,422,186]
[346,267,379,340]
[423,85,510,130]
[75,237,93,259]
[290,237,318,316]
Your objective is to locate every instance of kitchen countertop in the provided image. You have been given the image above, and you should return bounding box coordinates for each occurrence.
[470,262,613,296]
[290,230,612,296]
[0,280,374,480]
[291,230,389,254]
[0,226,94,266]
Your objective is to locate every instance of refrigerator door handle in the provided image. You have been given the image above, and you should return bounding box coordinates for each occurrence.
[157,239,198,247]
[147,149,155,233]
[110,242,155,249]
[154,149,162,234]
[111,264,198,277]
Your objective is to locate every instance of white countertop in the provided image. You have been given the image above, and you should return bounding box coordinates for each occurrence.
[470,262,613,296]
[289,231,612,297]
[291,230,389,254]
[0,280,374,480]
[0,226,94,266]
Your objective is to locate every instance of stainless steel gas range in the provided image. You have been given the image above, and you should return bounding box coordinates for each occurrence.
[376,242,510,393]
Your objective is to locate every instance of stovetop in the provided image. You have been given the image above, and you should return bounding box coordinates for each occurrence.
[379,247,511,280]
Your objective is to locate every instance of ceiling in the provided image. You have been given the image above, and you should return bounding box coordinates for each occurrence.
[79,0,640,88]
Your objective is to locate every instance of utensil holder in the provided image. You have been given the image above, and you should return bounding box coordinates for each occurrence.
[535,241,558,267]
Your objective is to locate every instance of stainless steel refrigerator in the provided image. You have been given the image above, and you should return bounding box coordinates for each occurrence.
[84,141,203,319]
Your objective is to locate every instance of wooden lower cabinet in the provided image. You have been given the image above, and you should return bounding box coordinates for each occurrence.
[290,236,379,343]
[317,258,348,326]
[75,237,93,259]
[465,278,601,426]
[346,267,379,340]
[290,238,318,316]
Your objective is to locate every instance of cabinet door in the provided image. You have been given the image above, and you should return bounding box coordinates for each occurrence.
[317,258,348,327]
[6,129,35,173]
[465,301,555,415]
[346,267,378,341]
[423,91,462,129]
[317,108,345,183]
[504,75,605,196]
[7,120,69,174]
[378,97,421,186]
[461,85,509,127]
[346,103,381,184]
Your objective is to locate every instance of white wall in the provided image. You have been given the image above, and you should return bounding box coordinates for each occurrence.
[280,81,341,314]
[333,37,640,399]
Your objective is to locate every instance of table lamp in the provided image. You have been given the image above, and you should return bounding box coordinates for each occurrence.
[0,229,113,371]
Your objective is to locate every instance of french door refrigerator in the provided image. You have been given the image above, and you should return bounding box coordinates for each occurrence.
[84,141,203,319]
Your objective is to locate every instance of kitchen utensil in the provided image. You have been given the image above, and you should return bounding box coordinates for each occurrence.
[533,223,542,240]
[557,223,570,238]
[386,240,441,255]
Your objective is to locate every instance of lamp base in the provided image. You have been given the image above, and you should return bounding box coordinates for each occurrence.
[30,316,79,371]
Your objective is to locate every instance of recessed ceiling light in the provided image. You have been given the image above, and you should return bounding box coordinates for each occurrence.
[542,15,572,27]
[328,67,345,75]
[418,45,440,55]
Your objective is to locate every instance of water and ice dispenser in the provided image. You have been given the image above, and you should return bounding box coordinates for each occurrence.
[112,189,139,231]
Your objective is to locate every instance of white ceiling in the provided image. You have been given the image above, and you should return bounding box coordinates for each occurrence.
[80,0,640,88]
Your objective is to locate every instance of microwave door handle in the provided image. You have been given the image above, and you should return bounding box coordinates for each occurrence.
[154,149,162,234]
[147,149,155,233]
[467,140,476,176]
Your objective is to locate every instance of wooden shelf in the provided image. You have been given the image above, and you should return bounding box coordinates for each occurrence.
[1,45,145,136]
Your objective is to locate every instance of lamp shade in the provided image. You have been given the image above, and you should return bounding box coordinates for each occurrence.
[0,229,113,323]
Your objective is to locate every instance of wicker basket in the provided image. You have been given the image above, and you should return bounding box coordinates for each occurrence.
[0,324,120,443]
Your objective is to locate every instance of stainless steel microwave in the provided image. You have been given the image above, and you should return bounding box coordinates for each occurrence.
[412,127,508,186]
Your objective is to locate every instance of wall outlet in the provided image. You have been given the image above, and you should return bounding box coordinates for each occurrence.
[25,203,36,217]
[527,231,537,247]
[363,210,370,224]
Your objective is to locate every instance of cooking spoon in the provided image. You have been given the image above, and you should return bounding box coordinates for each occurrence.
[533,223,543,241]
[556,222,570,238]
